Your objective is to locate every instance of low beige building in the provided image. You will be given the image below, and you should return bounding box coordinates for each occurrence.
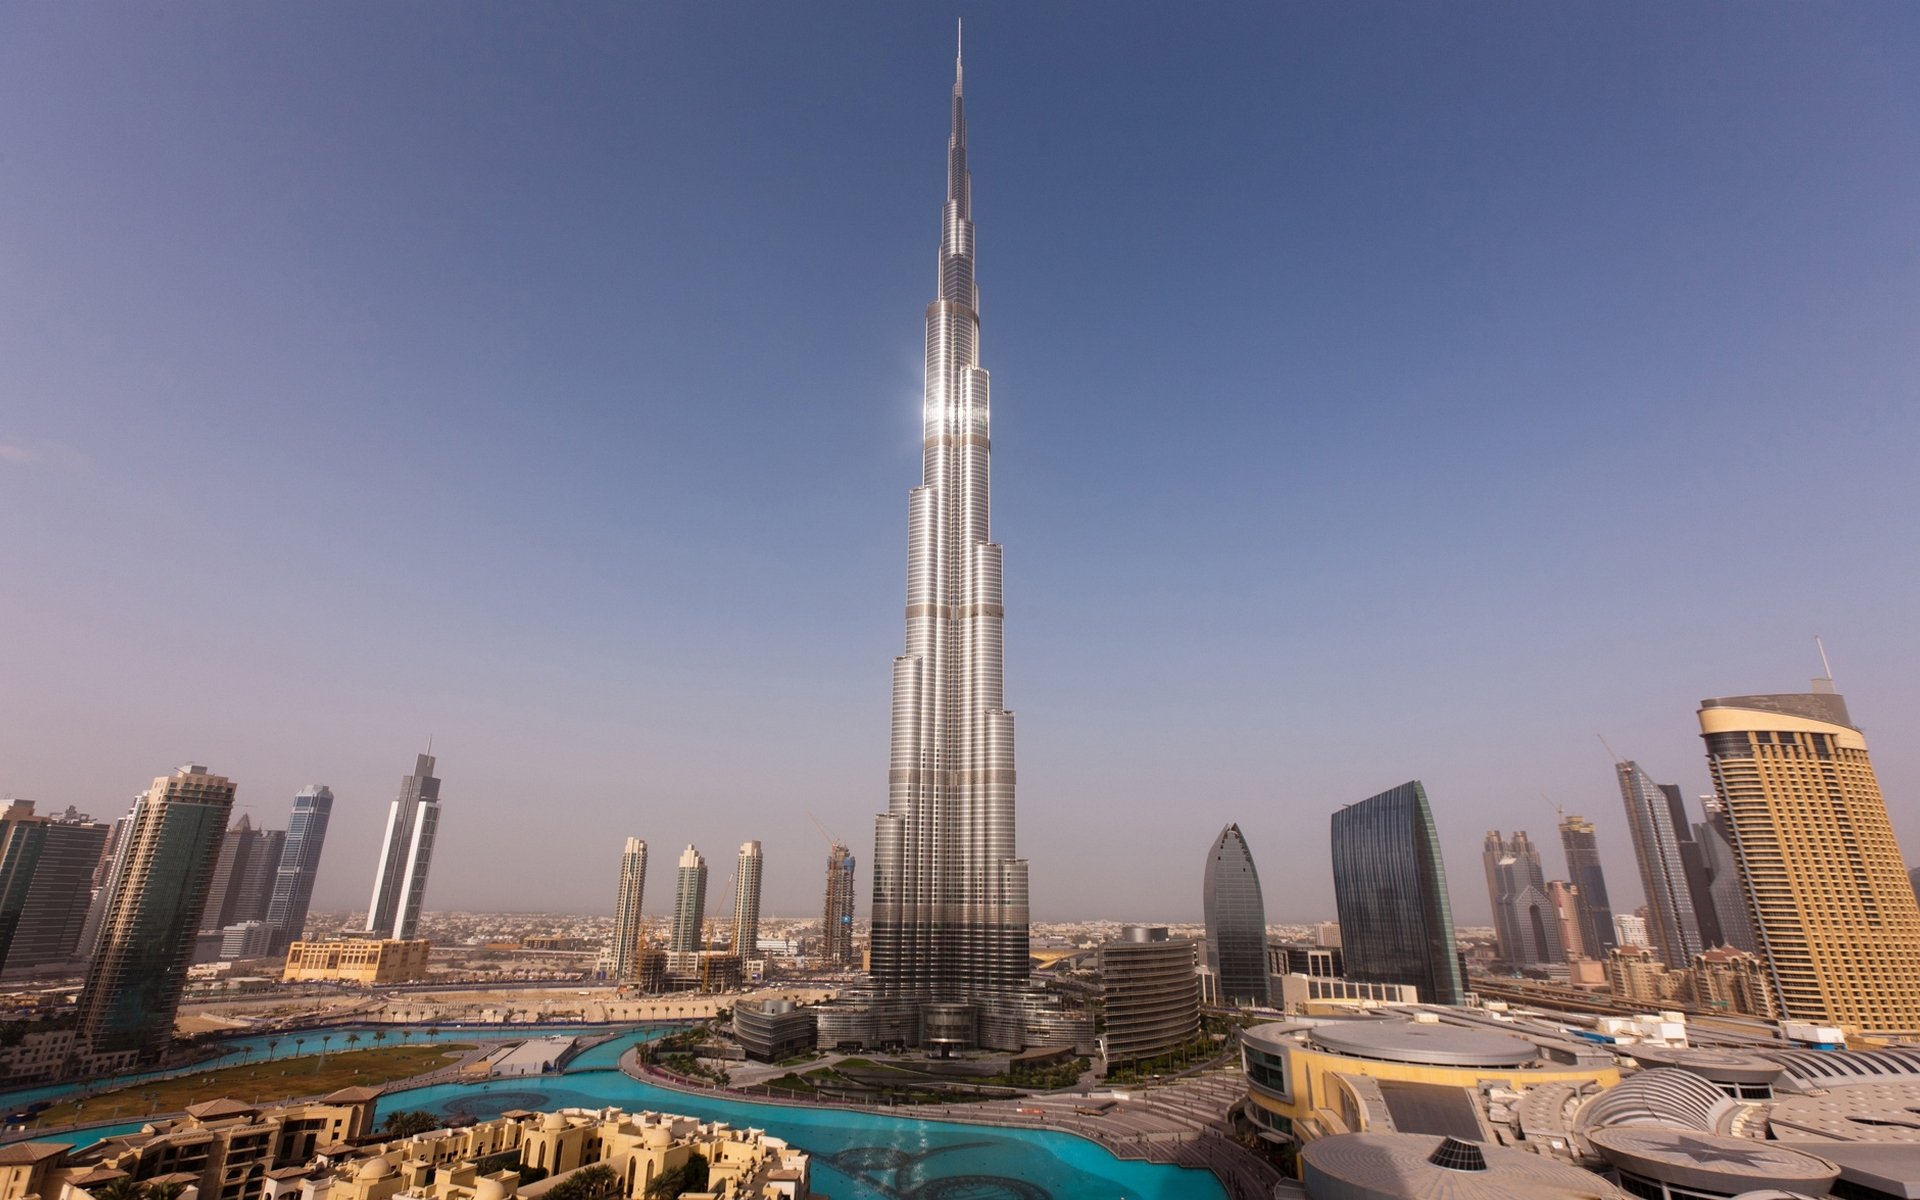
[283,939,431,985]
[319,1106,809,1200]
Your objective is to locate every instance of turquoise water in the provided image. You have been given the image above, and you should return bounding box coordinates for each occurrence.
[376,1068,1224,1200]
[14,1023,1225,1199]
[0,1024,641,1111]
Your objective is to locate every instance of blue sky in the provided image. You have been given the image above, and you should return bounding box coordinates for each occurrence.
[3,4,1917,923]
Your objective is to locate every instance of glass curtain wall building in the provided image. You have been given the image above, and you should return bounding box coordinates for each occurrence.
[76,765,237,1061]
[1202,824,1271,1007]
[733,841,763,960]
[1614,760,1705,968]
[1331,781,1465,1005]
[1557,814,1618,958]
[264,784,333,951]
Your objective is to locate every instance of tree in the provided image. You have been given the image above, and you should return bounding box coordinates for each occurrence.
[146,1181,186,1200]
[380,1109,441,1137]
[293,1037,307,1059]
[372,1029,389,1050]
[93,1178,145,1200]
[265,1038,281,1061]
[318,1034,334,1069]
[548,1164,619,1200]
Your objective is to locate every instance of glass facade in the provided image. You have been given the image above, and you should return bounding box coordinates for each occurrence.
[1558,814,1618,957]
[1615,761,1705,968]
[1330,781,1465,1005]
[265,785,333,950]
[1202,824,1271,1007]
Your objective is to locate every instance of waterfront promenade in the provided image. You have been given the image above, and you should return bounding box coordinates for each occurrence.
[621,1047,1291,1200]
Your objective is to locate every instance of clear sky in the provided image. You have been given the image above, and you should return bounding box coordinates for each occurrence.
[3,4,1917,925]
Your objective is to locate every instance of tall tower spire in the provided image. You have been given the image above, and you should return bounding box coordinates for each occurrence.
[869,34,1035,1051]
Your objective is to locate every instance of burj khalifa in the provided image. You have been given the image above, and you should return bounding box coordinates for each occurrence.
[860,32,1074,1054]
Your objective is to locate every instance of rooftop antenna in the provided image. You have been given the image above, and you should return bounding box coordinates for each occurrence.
[1815,635,1834,681]
[1596,734,1624,764]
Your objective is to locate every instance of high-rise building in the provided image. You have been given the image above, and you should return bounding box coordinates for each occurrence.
[0,802,110,971]
[610,838,648,981]
[1614,760,1705,968]
[1699,686,1920,1031]
[822,842,855,967]
[1202,824,1271,1007]
[1330,781,1465,1006]
[732,841,763,961]
[202,816,286,933]
[1557,814,1617,958]
[264,785,333,951]
[863,38,1069,1052]
[668,845,707,955]
[365,751,442,942]
[1481,830,1561,970]
[1692,795,1757,956]
[76,765,237,1062]
[1547,880,1584,960]
[1098,926,1200,1068]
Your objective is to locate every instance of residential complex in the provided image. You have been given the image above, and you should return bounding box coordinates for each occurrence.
[732,839,763,959]
[75,764,237,1062]
[1097,926,1200,1068]
[611,837,647,982]
[668,844,706,955]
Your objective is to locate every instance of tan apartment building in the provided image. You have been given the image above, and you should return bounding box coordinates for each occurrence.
[1699,688,1920,1032]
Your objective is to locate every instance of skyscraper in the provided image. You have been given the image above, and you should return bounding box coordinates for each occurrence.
[612,837,648,981]
[1481,830,1562,969]
[1699,685,1920,1030]
[202,816,286,933]
[365,751,442,941]
[1557,814,1617,958]
[866,36,1036,1047]
[1202,824,1271,1007]
[1614,760,1704,968]
[669,844,707,955]
[264,784,333,951]
[822,842,856,967]
[1692,795,1757,956]
[76,765,237,1061]
[732,840,763,961]
[1331,781,1465,1006]
[0,802,110,971]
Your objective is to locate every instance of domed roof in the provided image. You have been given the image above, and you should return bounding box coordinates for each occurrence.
[473,1178,510,1200]
[356,1158,398,1181]
[540,1112,567,1132]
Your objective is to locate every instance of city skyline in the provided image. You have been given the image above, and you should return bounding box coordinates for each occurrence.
[4,7,1919,922]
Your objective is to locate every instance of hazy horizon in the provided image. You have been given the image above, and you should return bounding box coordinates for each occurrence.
[5,5,1917,926]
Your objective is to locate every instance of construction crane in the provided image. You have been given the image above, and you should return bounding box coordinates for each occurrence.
[806,811,840,850]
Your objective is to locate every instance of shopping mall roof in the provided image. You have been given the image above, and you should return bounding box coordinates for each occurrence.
[1303,1018,1540,1068]
[1300,1132,1626,1200]
[1586,1127,1838,1196]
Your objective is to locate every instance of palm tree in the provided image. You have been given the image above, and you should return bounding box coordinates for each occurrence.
[318,1034,334,1068]
[265,1037,281,1061]
[399,1029,413,1047]
[372,1029,389,1050]
[146,1181,186,1200]
[346,1032,363,1055]
[94,1177,145,1200]
[293,1037,307,1060]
